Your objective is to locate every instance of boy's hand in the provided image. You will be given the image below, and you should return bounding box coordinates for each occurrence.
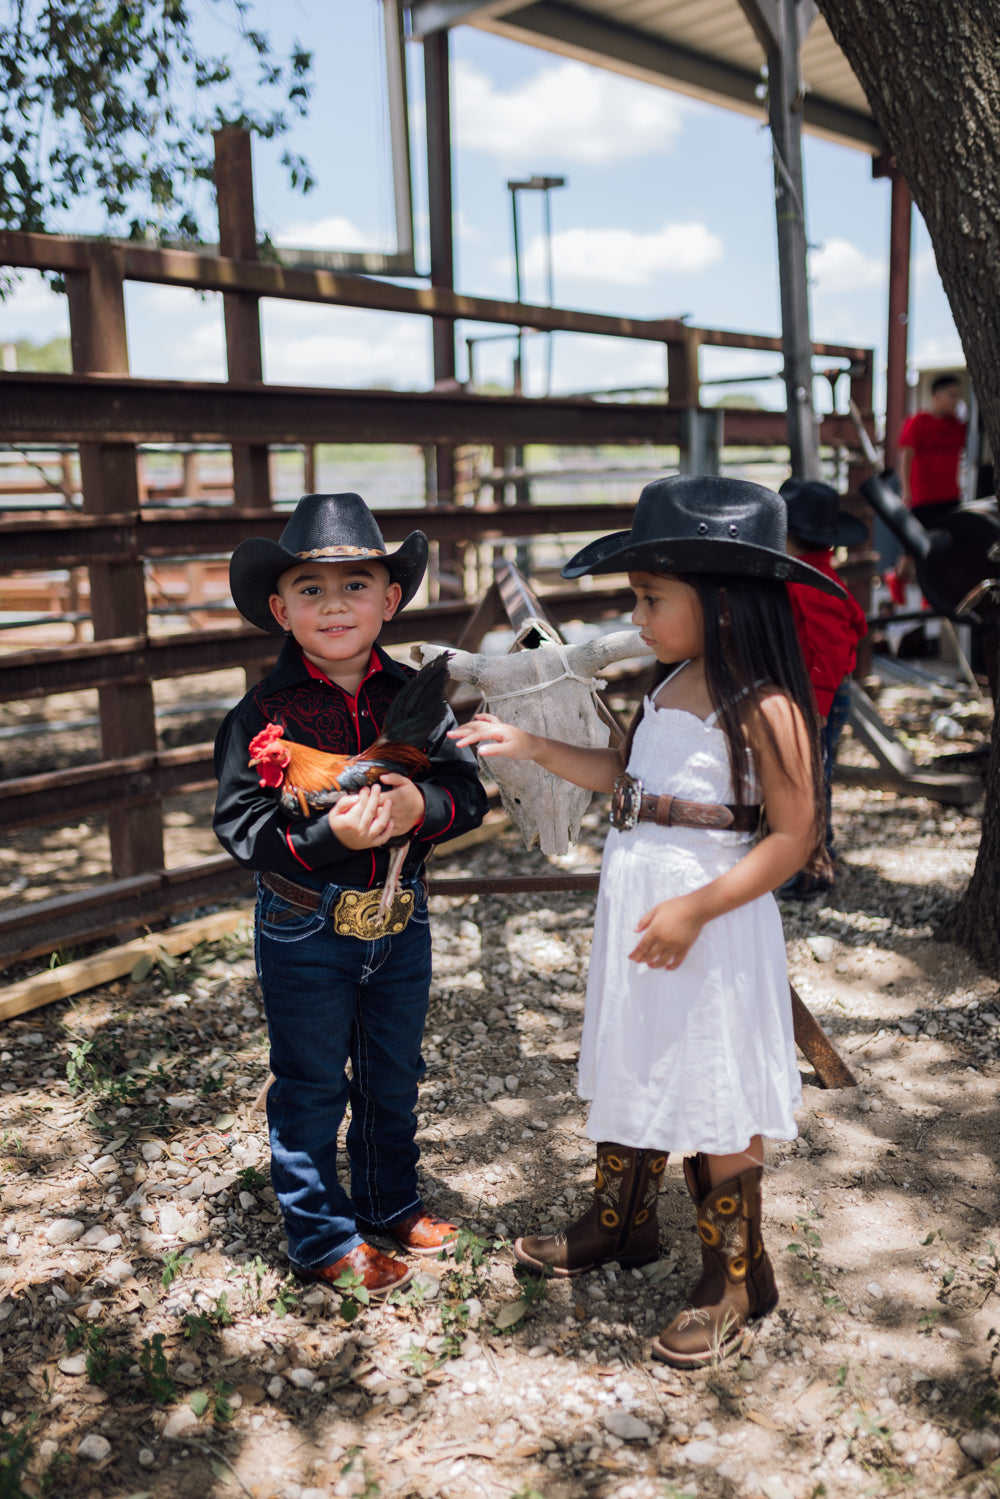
[448,713,538,760]
[327,784,393,849]
[630,894,705,970]
[376,773,425,836]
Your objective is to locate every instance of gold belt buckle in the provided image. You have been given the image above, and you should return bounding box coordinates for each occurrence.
[331,886,415,940]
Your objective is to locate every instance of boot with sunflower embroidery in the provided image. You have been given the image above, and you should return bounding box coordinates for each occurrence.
[651,1154,778,1367]
[513,1142,667,1278]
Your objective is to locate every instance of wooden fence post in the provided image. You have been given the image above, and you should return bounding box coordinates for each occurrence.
[65,246,165,878]
[214,127,272,510]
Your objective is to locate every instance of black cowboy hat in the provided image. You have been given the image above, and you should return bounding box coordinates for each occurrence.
[561,474,846,597]
[779,477,868,550]
[230,492,429,636]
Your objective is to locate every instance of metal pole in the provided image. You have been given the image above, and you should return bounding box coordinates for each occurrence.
[767,0,820,479]
[544,185,555,395]
[884,167,912,473]
[510,185,523,394]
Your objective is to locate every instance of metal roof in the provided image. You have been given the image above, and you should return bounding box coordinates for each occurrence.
[408,1,882,153]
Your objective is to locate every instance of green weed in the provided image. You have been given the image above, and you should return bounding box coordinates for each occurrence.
[0,1420,35,1499]
[182,1292,234,1342]
[160,1249,194,1289]
[137,1333,177,1405]
[339,1447,380,1498]
[787,1208,844,1314]
[189,1381,234,1424]
[236,1165,268,1192]
[64,1325,130,1391]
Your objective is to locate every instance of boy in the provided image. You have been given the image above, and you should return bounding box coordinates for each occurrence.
[779,478,867,898]
[214,492,489,1293]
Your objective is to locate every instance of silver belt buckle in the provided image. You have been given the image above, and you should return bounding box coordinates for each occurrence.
[610,772,643,831]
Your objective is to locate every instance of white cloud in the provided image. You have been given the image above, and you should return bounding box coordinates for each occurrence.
[810,238,886,295]
[274,215,394,254]
[0,271,69,344]
[454,59,685,165]
[514,222,723,288]
[262,305,431,389]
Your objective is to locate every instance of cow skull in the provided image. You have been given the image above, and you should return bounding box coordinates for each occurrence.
[416,629,650,855]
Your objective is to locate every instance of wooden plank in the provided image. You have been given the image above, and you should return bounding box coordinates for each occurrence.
[789,983,857,1089]
[0,908,252,1023]
[834,763,982,806]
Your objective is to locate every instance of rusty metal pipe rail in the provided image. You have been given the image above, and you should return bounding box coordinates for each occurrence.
[0,503,642,571]
[0,588,634,703]
[0,229,874,369]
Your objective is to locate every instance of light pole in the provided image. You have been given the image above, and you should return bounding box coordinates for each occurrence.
[506,175,566,396]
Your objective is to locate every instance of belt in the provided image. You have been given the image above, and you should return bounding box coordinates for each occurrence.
[610,773,760,834]
[260,871,420,939]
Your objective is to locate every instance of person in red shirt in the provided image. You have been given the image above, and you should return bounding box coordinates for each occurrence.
[779,478,868,898]
[890,374,967,593]
[899,373,966,524]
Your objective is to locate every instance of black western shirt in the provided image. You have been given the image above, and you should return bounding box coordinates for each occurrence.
[213,639,488,890]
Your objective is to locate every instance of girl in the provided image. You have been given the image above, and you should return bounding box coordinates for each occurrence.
[451,474,847,1368]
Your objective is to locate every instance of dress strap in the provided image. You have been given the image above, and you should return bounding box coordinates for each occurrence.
[649,659,690,706]
[704,678,767,728]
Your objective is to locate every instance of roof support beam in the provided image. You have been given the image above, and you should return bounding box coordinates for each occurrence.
[407,0,522,35]
[736,0,781,54]
[476,3,882,151]
[767,0,820,478]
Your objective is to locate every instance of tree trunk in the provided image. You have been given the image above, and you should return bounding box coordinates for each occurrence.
[813,0,1000,967]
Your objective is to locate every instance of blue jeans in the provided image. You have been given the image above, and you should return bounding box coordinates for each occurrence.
[823,680,852,859]
[254,876,432,1270]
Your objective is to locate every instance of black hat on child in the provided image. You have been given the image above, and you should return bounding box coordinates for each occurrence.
[561,474,846,597]
[230,492,429,636]
[779,478,867,550]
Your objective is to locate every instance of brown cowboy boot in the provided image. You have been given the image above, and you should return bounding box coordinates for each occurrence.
[513,1142,667,1278]
[651,1154,778,1367]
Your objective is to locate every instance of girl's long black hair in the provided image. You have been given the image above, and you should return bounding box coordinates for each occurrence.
[623,573,830,878]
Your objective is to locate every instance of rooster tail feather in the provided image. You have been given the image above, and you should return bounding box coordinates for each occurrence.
[373,654,450,752]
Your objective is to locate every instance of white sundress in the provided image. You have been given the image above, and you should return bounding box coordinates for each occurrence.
[578,677,801,1155]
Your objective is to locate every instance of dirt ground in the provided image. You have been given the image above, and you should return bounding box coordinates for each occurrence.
[4,667,1000,1499]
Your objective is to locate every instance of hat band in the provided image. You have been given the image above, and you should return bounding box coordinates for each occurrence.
[295,545,387,560]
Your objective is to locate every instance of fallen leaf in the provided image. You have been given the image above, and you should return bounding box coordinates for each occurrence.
[494,1300,527,1329]
[746,1409,784,1431]
[232,1383,266,1405]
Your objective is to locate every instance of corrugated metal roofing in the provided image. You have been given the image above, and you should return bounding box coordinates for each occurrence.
[423,1,881,152]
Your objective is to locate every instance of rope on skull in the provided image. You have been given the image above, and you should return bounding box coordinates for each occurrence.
[475,643,606,709]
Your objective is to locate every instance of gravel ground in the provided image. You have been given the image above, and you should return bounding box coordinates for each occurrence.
[2,671,1000,1499]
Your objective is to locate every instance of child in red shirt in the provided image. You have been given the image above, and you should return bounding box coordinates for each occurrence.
[779,479,868,897]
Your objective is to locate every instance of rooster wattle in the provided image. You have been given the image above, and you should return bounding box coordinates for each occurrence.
[248,654,451,916]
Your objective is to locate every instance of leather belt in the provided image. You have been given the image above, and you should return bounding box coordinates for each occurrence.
[261,871,327,913]
[610,773,760,834]
[260,871,420,940]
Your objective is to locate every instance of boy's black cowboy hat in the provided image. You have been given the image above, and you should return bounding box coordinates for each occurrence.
[779,477,867,550]
[230,492,429,635]
[561,474,846,597]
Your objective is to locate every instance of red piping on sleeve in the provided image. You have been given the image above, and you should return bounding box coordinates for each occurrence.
[433,789,455,840]
[285,826,312,870]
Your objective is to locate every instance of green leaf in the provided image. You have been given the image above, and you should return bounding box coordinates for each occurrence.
[130,954,155,982]
[189,1390,208,1416]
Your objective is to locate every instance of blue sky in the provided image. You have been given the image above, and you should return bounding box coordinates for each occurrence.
[1,0,962,421]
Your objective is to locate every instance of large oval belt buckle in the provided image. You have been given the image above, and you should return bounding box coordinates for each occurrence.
[610,772,643,831]
[332,887,415,939]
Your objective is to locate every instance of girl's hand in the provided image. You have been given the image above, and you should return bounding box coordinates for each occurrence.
[327,784,394,849]
[447,713,539,760]
[376,772,425,836]
[630,895,705,969]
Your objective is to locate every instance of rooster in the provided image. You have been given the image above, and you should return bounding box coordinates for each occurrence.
[248,654,450,916]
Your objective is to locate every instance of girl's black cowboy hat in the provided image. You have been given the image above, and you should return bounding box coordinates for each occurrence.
[230,492,429,635]
[779,477,868,550]
[561,474,846,597]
